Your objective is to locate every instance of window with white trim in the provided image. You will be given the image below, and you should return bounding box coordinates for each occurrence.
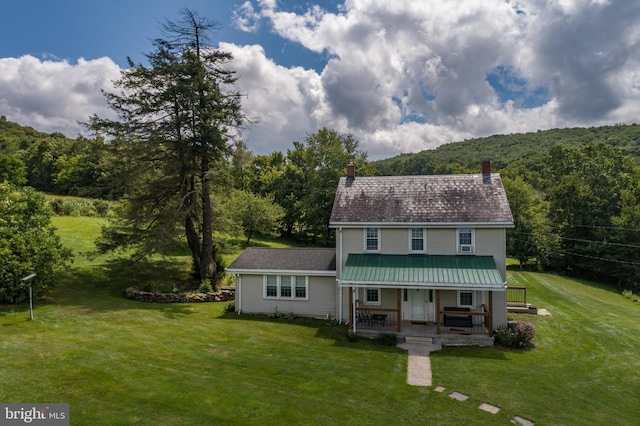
[458,290,474,307]
[280,275,292,297]
[365,228,380,252]
[263,275,308,300]
[457,227,475,254]
[295,276,306,298]
[265,275,278,297]
[364,287,381,305]
[409,228,426,253]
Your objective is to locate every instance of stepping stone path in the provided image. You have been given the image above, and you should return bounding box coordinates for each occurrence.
[449,392,469,401]
[399,343,534,425]
[479,403,500,414]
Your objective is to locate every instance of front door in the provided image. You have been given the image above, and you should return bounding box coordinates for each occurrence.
[410,289,428,321]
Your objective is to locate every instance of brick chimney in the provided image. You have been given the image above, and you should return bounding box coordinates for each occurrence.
[346,163,356,179]
[482,160,491,183]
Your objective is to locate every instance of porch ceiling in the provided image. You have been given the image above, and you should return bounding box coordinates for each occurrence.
[340,254,505,290]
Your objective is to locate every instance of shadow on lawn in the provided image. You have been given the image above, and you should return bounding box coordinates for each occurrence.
[218,311,403,353]
[36,258,197,317]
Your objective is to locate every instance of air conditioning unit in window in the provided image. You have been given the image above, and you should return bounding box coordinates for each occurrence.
[459,244,473,254]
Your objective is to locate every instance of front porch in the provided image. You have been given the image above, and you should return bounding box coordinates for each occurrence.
[340,253,506,346]
[356,320,495,347]
[351,289,494,333]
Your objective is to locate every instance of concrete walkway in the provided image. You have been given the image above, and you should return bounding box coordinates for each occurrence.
[397,342,442,386]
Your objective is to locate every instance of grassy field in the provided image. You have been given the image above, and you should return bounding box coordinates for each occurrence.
[1,217,640,424]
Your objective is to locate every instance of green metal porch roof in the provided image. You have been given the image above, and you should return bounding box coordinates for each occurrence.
[340,254,505,290]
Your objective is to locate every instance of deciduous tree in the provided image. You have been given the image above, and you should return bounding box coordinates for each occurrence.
[0,183,72,303]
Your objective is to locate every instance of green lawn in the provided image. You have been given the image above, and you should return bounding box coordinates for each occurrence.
[1,217,640,424]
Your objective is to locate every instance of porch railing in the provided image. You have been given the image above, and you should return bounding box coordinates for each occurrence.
[355,308,399,332]
[506,286,527,307]
[436,304,491,335]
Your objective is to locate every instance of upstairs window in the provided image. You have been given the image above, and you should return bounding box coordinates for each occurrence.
[365,228,380,252]
[409,228,426,253]
[457,228,474,254]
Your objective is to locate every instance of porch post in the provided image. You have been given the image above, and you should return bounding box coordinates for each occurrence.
[351,287,357,334]
[488,291,493,336]
[396,288,401,332]
[435,289,441,334]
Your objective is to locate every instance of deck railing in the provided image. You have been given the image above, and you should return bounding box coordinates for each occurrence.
[506,286,527,307]
[436,304,491,335]
[355,308,399,332]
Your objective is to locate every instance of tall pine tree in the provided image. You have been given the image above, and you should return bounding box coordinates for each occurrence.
[90,9,243,284]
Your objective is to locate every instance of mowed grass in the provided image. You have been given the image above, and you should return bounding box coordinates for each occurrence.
[1,217,639,424]
[432,270,640,425]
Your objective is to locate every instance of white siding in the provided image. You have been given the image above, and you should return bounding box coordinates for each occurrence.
[237,274,336,319]
[476,228,507,281]
[491,290,507,328]
[380,229,407,254]
[427,229,456,254]
[335,225,509,325]
[356,287,399,310]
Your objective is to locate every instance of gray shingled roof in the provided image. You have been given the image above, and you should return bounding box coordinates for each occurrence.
[329,174,513,225]
[227,247,336,273]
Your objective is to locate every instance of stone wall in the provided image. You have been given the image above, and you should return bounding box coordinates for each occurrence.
[124,286,235,303]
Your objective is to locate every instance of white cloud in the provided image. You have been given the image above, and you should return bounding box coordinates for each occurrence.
[0,55,119,136]
[223,42,328,152]
[2,1,640,160]
[232,1,261,33]
[230,0,640,158]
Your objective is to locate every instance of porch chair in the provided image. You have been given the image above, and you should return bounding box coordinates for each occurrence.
[357,310,372,325]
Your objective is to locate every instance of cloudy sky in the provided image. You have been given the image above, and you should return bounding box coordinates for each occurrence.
[1,0,639,159]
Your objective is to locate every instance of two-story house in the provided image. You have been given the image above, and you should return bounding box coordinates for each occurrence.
[227,162,513,343]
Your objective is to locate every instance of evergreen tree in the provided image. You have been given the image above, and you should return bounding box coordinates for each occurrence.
[90,9,243,284]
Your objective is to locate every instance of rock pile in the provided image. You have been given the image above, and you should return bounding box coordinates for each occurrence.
[124,286,235,303]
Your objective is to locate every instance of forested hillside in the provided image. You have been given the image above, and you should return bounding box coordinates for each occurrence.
[3,115,640,291]
[373,123,640,175]
[0,115,116,198]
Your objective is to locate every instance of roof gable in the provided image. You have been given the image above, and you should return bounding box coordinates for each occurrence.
[329,174,513,225]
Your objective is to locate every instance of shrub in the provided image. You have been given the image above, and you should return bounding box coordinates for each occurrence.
[268,308,281,318]
[345,332,359,342]
[224,302,236,313]
[622,289,640,303]
[494,321,536,348]
[198,279,213,293]
[375,332,398,346]
[93,200,111,217]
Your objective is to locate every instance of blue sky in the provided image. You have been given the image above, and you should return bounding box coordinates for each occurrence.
[0,0,331,70]
[1,0,639,159]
